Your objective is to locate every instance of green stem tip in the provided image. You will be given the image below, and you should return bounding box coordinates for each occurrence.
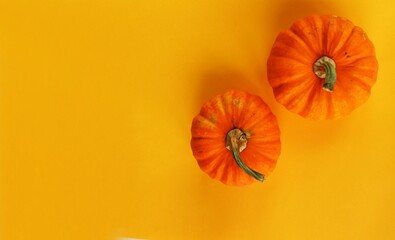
[226,128,264,182]
[314,56,337,92]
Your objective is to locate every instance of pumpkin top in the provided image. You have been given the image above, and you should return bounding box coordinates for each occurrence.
[191,90,281,186]
[267,15,378,120]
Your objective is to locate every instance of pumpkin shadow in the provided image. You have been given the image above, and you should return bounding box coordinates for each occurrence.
[194,58,281,118]
[269,0,345,33]
[193,175,279,238]
[195,64,251,108]
[194,59,284,119]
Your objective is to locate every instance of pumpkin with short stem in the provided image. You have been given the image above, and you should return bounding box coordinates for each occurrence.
[191,90,281,186]
[267,15,378,120]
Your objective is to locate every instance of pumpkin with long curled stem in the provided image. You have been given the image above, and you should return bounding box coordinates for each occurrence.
[191,90,281,186]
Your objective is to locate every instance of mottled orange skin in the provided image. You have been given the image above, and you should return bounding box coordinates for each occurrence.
[191,90,281,186]
[267,15,378,120]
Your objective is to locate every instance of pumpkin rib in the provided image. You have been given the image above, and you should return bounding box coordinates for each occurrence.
[190,130,223,140]
[322,16,349,55]
[313,88,333,120]
[196,151,223,168]
[297,81,322,117]
[300,84,323,119]
[325,17,354,55]
[269,46,313,67]
[249,133,281,144]
[267,55,310,69]
[273,75,317,110]
[315,15,329,54]
[222,91,237,122]
[274,31,318,62]
[296,90,319,118]
[284,77,340,120]
[241,150,277,176]
[338,71,375,91]
[268,72,311,89]
[191,138,226,161]
[192,115,219,131]
[229,91,252,129]
[239,106,273,132]
[248,122,280,142]
[267,58,311,76]
[198,151,228,176]
[332,26,372,60]
[323,17,339,54]
[309,83,329,119]
[345,57,378,70]
[191,120,223,139]
[335,56,377,70]
[199,98,232,134]
[245,144,280,163]
[325,82,347,120]
[251,122,281,136]
[211,155,229,181]
[289,16,324,56]
[337,60,378,89]
[336,47,376,66]
[218,158,237,185]
[229,92,271,133]
[270,72,315,94]
[243,116,276,136]
[284,28,314,52]
[235,95,269,130]
[337,71,374,94]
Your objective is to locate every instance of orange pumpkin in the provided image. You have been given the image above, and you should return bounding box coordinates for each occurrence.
[267,15,378,120]
[191,90,281,186]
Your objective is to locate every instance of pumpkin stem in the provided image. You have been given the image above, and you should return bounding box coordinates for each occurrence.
[226,128,264,182]
[314,56,337,92]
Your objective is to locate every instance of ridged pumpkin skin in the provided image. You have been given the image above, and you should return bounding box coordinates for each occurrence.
[191,90,281,186]
[267,15,378,120]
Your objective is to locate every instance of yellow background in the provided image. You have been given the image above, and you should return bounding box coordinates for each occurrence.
[1,0,394,239]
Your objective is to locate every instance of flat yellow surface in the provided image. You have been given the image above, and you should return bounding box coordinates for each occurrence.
[1,0,395,239]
